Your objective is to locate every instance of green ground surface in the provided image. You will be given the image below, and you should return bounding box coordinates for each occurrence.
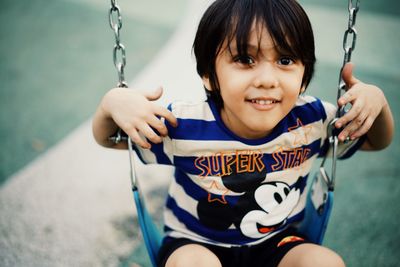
[1,0,398,183]
[302,0,400,17]
[0,0,399,266]
[0,0,187,183]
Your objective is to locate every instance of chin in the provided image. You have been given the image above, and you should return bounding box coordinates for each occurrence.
[249,120,275,131]
[245,125,274,139]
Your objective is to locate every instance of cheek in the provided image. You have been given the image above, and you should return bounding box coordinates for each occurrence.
[216,61,250,94]
[218,78,242,102]
[285,91,300,111]
[220,73,253,100]
[285,75,304,98]
[288,88,300,101]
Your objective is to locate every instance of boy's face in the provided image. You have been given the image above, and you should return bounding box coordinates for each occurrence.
[203,24,305,139]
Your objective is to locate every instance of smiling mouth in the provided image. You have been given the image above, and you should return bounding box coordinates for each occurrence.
[250,99,279,105]
[246,98,280,111]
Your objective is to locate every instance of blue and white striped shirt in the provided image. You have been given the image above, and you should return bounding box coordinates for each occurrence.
[134,95,364,247]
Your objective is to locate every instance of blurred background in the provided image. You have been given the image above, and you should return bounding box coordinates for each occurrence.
[0,0,399,266]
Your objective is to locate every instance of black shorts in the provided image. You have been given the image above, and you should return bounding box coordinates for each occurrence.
[157,228,309,267]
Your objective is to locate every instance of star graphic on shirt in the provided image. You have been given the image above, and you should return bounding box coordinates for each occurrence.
[207,180,229,204]
[288,118,312,146]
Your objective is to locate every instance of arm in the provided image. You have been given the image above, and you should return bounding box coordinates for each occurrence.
[334,63,394,151]
[92,87,178,150]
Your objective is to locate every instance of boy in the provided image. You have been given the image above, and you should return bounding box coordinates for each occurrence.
[93,0,394,266]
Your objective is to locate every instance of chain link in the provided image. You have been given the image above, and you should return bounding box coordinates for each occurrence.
[336,0,360,117]
[322,0,361,190]
[108,0,129,144]
[109,0,128,88]
[109,2,137,190]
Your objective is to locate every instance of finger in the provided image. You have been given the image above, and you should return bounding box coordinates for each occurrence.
[335,100,363,128]
[137,123,163,144]
[341,63,360,89]
[349,117,374,140]
[154,106,178,127]
[127,128,151,149]
[148,115,169,137]
[338,90,357,107]
[338,123,354,142]
[143,86,163,101]
[338,112,367,141]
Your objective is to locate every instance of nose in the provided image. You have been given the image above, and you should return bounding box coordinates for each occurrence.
[253,62,279,89]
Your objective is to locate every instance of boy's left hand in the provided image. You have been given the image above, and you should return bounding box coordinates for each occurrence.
[334,63,387,142]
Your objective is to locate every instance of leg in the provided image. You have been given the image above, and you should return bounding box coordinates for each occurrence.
[278,243,345,267]
[165,244,222,267]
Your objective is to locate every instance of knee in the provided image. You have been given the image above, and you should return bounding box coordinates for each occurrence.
[305,246,345,267]
[327,250,345,267]
[279,244,345,267]
[165,244,221,267]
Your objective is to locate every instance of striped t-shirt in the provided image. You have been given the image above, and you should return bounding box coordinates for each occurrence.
[134,95,364,247]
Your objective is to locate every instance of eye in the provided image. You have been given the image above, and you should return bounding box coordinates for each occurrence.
[284,187,289,196]
[255,183,291,212]
[233,55,255,65]
[274,192,283,204]
[278,56,294,66]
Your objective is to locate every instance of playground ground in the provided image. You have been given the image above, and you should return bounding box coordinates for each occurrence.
[0,0,399,266]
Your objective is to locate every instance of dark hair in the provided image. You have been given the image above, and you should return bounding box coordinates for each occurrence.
[193,0,316,107]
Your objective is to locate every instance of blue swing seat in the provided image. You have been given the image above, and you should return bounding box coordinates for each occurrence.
[298,167,334,244]
[133,166,334,267]
[128,120,338,266]
[133,189,162,267]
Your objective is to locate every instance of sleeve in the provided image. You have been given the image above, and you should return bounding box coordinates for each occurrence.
[132,103,175,166]
[319,100,366,160]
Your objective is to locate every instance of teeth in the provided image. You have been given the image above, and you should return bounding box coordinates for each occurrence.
[251,99,276,105]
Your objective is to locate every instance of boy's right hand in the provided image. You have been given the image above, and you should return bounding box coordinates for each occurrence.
[101,86,178,149]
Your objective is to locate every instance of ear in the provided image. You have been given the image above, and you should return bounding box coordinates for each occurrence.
[202,76,212,92]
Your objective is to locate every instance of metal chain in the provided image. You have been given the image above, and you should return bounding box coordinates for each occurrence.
[323,0,360,190]
[336,0,360,118]
[109,0,128,88]
[108,1,135,189]
[108,0,128,144]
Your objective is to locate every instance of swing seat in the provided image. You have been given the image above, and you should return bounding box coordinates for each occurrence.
[298,167,334,244]
[133,189,162,267]
[134,167,333,266]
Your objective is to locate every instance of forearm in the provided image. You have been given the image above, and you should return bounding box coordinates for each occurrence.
[92,101,127,149]
[361,98,394,151]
